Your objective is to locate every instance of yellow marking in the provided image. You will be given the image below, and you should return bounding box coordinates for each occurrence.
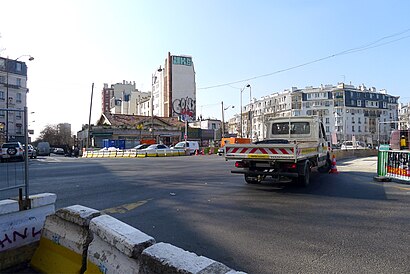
[103,199,151,214]
[31,237,82,274]
[248,154,269,159]
[84,260,104,274]
[390,185,410,191]
[300,148,317,154]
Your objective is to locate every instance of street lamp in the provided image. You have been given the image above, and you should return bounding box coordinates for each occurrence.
[151,66,163,140]
[221,101,234,138]
[5,55,34,142]
[240,84,251,138]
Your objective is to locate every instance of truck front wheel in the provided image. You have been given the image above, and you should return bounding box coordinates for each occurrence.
[244,174,263,184]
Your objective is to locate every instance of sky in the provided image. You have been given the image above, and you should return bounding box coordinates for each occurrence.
[1,0,409,140]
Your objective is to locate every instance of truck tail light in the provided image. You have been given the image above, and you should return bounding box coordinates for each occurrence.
[235,161,248,168]
[284,163,297,169]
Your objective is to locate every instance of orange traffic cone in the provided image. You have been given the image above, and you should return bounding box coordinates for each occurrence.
[195,149,199,156]
[329,155,339,174]
[208,147,212,155]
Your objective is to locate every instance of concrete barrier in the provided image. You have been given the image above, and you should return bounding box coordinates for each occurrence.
[141,242,245,274]
[30,205,101,274]
[24,204,245,273]
[85,215,156,274]
[0,193,56,271]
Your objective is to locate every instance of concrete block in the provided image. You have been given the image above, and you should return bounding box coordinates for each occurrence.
[29,193,57,208]
[89,215,155,259]
[86,234,141,274]
[141,242,236,274]
[41,215,90,254]
[55,205,101,227]
[0,200,19,215]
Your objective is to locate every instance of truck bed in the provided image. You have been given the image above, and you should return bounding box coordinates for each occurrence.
[224,142,320,162]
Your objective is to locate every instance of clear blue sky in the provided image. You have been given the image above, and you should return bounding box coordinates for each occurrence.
[1,0,409,139]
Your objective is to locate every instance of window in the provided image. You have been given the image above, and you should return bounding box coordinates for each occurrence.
[16,78,22,87]
[326,126,329,132]
[16,93,22,103]
[16,63,22,72]
[0,76,5,83]
[326,118,330,124]
[272,122,310,135]
[358,126,361,132]
[0,90,4,100]
[0,110,4,117]
[16,124,22,134]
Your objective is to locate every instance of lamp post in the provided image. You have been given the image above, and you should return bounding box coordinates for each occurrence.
[151,66,163,140]
[248,84,252,139]
[240,84,251,138]
[221,101,234,138]
[5,55,34,142]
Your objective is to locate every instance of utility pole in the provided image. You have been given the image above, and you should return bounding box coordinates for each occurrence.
[87,83,94,149]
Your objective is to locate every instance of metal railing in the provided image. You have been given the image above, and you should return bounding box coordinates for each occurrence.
[0,107,30,208]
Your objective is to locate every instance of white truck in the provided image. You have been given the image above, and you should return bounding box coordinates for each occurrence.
[225,116,331,186]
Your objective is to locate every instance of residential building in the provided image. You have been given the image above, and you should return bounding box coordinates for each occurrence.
[101,81,150,115]
[399,102,410,130]
[0,57,30,143]
[238,83,399,145]
[152,52,196,120]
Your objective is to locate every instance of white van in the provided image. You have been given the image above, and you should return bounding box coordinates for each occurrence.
[172,141,200,155]
[37,142,51,156]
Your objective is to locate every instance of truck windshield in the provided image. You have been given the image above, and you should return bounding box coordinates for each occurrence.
[272,122,310,135]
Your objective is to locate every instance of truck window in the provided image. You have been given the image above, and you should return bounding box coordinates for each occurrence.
[272,122,310,135]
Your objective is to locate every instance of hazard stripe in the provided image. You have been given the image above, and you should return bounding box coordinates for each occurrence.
[249,148,257,154]
[259,148,268,154]
[279,148,289,154]
[231,148,239,153]
[240,148,248,153]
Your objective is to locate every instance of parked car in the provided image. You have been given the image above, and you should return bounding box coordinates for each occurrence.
[171,141,199,155]
[1,142,25,162]
[133,144,150,150]
[341,141,367,150]
[23,144,37,159]
[141,144,171,156]
[53,148,65,155]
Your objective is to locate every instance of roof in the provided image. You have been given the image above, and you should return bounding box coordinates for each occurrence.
[97,113,184,128]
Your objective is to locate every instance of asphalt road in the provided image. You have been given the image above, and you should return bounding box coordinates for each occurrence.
[2,155,409,273]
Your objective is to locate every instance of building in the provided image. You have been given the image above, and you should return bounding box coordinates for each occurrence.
[238,83,399,146]
[0,57,31,143]
[399,102,410,130]
[77,113,185,148]
[152,52,196,120]
[101,81,150,115]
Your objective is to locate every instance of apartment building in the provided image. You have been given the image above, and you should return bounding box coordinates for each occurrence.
[0,57,30,143]
[101,81,150,115]
[234,83,399,145]
[151,52,196,120]
[399,102,410,130]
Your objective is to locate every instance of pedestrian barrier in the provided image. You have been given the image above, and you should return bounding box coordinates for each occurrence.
[0,193,56,270]
[385,150,410,181]
[26,204,246,273]
[108,151,117,158]
[30,205,101,274]
[129,150,137,157]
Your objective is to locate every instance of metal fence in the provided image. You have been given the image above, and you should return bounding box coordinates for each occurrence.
[0,107,30,208]
[377,150,410,182]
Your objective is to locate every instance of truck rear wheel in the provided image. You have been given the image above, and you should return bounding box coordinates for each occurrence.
[298,162,311,187]
[318,154,331,173]
[244,174,263,184]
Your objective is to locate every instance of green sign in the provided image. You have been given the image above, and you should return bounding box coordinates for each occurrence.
[172,56,192,66]
[379,144,390,151]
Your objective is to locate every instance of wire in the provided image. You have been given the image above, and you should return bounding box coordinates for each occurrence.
[198,28,410,90]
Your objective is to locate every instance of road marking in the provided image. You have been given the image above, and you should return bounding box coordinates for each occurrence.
[102,199,152,214]
[389,185,410,191]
